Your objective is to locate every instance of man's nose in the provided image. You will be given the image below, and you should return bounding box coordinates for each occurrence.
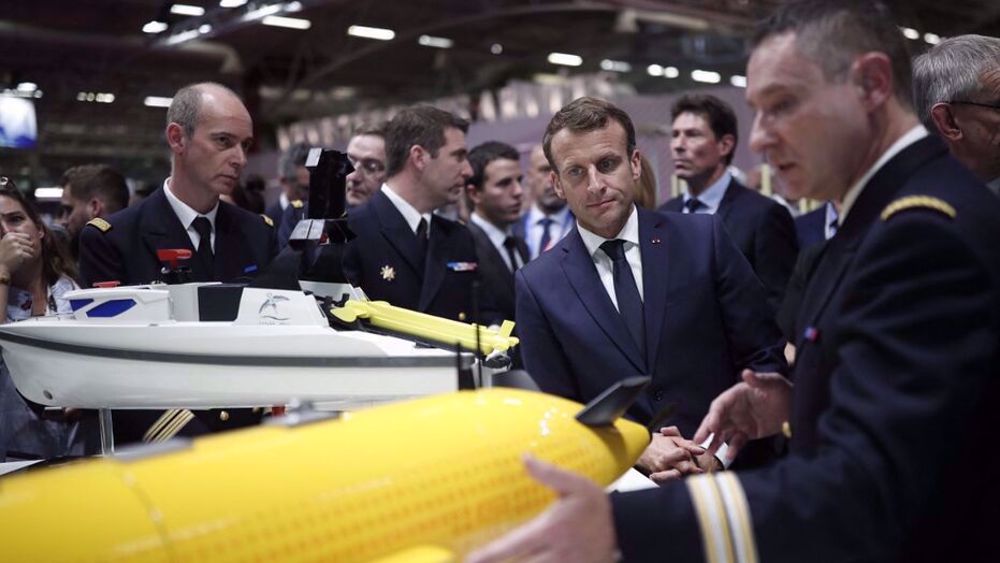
[748,113,771,154]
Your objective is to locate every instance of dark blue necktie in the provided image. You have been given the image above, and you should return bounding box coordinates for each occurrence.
[538,217,554,256]
[192,216,213,266]
[600,239,645,357]
[503,236,520,274]
[684,198,705,214]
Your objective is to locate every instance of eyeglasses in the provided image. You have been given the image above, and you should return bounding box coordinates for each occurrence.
[347,156,386,175]
[948,100,1000,111]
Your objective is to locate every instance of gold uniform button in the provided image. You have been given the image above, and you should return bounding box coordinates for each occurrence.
[782,421,792,439]
[458,312,466,321]
[219,410,230,422]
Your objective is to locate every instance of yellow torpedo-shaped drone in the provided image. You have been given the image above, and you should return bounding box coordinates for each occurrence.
[0,379,650,562]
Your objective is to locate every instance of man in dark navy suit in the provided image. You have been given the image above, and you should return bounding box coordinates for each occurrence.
[469,3,1000,563]
[79,82,276,445]
[464,141,529,324]
[264,142,312,235]
[659,94,798,311]
[514,97,786,481]
[342,106,497,324]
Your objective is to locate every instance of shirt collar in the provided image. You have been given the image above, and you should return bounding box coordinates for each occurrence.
[839,125,928,225]
[824,201,840,239]
[470,212,510,248]
[381,183,431,235]
[577,204,640,258]
[684,170,731,214]
[527,202,571,227]
[986,176,1000,198]
[279,192,290,210]
[163,178,218,230]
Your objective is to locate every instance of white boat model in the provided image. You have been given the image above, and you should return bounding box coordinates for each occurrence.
[0,283,470,411]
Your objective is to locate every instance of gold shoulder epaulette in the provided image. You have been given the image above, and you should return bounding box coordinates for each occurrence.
[261,214,274,227]
[86,217,112,233]
[880,196,956,221]
[290,199,304,209]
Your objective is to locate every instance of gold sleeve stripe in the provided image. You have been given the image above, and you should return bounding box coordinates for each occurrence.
[143,408,195,443]
[143,409,184,442]
[153,410,195,443]
[687,474,734,563]
[717,473,759,563]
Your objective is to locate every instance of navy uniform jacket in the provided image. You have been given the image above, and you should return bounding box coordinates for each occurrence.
[342,189,499,324]
[515,208,786,438]
[613,136,1000,562]
[78,186,278,445]
[264,200,285,233]
[276,199,307,250]
[659,179,798,312]
[794,204,827,249]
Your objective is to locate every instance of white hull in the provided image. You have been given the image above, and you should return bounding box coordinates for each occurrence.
[0,319,461,410]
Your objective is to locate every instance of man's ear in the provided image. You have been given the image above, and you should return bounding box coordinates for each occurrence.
[465,184,482,207]
[409,145,427,172]
[630,149,642,183]
[87,198,104,220]
[930,103,963,141]
[717,134,736,161]
[852,52,893,110]
[165,122,186,154]
[550,170,565,199]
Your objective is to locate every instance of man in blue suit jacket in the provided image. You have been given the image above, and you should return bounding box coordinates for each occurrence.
[658,94,798,311]
[515,97,786,479]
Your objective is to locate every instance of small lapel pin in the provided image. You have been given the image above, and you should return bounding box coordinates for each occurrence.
[803,326,820,342]
[651,237,661,245]
[380,265,396,281]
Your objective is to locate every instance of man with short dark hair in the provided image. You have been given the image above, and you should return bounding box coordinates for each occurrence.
[658,93,798,310]
[465,141,528,324]
[79,82,277,445]
[57,164,129,254]
[515,96,786,481]
[914,34,1000,195]
[469,2,1000,562]
[515,144,574,260]
[342,106,495,323]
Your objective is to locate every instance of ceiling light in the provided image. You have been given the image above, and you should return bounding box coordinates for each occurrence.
[730,75,747,88]
[900,27,919,40]
[548,52,582,67]
[142,20,168,34]
[691,69,721,84]
[600,59,631,72]
[284,1,303,12]
[34,187,63,199]
[347,25,395,41]
[663,66,679,78]
[219,0,247,7]
[15,82,37,92]
[490,43,503,55]
[646,64,663,76]
[243,4,283,21]
[170,4,206,16]
[144,96,173,108]
[199,24,212,33]
[924,32,941,45]
[418,35,453,49]
[262,15,311,29]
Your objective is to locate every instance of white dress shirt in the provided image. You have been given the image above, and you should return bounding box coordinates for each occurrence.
[576,205,643,311]
[381,183,432,237]
[470,212,522,272]
[162,179,218,251]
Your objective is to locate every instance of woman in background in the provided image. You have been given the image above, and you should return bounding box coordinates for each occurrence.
[0,176,95,461]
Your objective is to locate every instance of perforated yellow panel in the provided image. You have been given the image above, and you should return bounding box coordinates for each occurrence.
[0,389,648,562]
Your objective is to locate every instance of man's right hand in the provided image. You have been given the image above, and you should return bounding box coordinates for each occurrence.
[694,369,793,462]
[637,426,705,483]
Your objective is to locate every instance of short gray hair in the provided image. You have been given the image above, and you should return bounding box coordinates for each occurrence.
[166,82,240,137]
[913,34,1000,128]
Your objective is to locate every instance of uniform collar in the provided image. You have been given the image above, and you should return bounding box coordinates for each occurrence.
[381,183,432,235]
[163,178,218,230]
[839,125,928,225]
